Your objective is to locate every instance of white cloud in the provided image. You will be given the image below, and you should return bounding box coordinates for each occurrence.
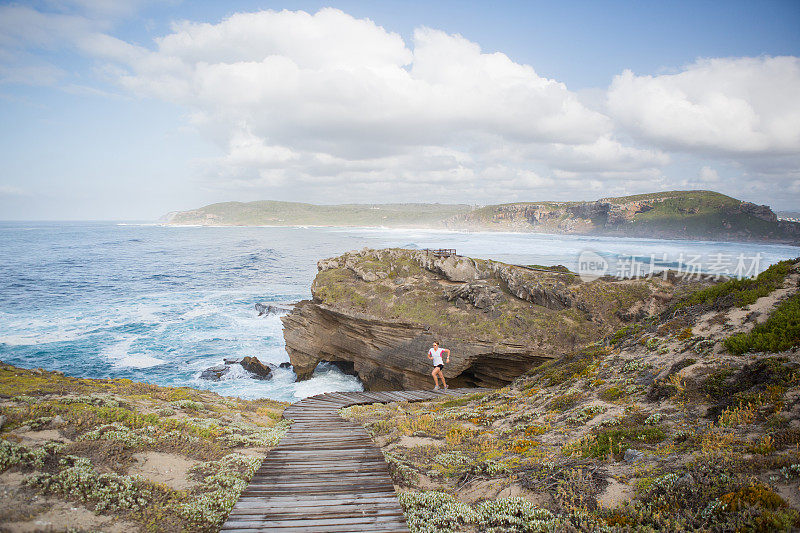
[608,56,800,156]
[698,166,720,183]
[3,4,799,206]
[96,8,669,201]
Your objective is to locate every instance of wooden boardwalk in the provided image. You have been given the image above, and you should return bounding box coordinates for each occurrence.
[221,388,486,533]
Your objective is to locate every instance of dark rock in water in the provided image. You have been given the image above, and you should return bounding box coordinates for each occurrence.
[279,362,292,369]
[240,356,273,380]
[255,303,291,316]
[200,364,229,382]
[200,356,275,381]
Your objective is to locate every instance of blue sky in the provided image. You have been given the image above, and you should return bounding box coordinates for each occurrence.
[1,0,799,220]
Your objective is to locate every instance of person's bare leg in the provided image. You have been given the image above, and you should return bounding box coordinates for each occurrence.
[438,368,447,389]
[431,368,440,388]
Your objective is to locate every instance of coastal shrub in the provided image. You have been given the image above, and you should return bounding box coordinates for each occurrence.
[433,450,472,468]
[644,413,663,425]
[530,345,606,387]
[399,492,561,533]
[177,453,262,529]
[626,465,800,532]
[12,395,38,404]
[677,259,793,310]
[702,369,735,400]
[399,491,477,533]
[0,440,65,472]
[384,451,419,485]
[548,392,583,411]
[218,420,290,447]
[61,394,120,408]
[725,293,800,354]
[78,422,156,448]
[567,405,606,425]
[703,358,797,419]
[172,399,204,411]
[438,392,487,408]
[27,416,54,430]
[610,324,643,346]
[475,498,560,532]
[622,359,650,373]
[598,386,624,401]
[24,454,156,513]
[568,425,667,459]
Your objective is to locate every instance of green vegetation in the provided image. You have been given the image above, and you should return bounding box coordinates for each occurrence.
[168,200,472,227]
[677,260,793,310]
[399,492,562,533]
[0,364,288,531]
[310,249,648,349]
[725,293,800,354]
[568,424,667,459]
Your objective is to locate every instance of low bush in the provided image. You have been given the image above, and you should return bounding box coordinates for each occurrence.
[677,260,793,311]
[725,293,800,354]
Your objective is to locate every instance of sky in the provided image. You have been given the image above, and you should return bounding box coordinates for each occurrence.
[0,0,799,220]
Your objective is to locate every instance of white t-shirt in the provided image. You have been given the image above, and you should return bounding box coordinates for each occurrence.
[428,347,445,366]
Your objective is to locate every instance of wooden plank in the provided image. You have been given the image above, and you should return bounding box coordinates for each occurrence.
[223,388,488,532]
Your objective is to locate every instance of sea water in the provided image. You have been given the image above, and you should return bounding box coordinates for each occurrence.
[1,221,798,401]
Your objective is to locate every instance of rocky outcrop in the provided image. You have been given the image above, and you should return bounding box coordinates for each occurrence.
[282,248,679,390]
[199,356,277,381]
[240,356,274,379]
[281,302,549,390]
[738,201,777,222]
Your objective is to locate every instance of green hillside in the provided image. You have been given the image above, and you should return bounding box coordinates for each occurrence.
[168,201,472,227]
[165,191,800,244]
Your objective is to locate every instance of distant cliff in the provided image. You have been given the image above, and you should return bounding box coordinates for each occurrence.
[447,190,800,243]
[281,249,689,390]
[166,191,800,244]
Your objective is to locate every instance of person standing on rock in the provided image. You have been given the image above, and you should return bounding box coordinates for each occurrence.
[427,341,450,390]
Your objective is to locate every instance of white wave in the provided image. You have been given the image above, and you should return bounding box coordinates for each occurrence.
[101,336,166,369]
[218,364,253,381]
[291,364,363,400]
[115,354,166,368]
[0,330,85,346]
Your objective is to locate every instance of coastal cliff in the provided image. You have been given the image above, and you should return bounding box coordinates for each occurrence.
[281,249,688,390]
[166,190,800,244]
[448,190,800,242]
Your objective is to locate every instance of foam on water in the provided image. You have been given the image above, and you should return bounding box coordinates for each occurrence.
[0,221,797,403]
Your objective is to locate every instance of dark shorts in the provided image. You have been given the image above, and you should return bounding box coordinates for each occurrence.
[435,364,444,369]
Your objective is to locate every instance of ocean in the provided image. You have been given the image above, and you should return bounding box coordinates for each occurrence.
[1,221,798,401]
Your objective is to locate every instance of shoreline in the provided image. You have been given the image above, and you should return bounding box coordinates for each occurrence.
[155,222,800,248]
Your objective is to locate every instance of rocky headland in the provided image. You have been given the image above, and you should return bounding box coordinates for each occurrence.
[281,248,701,390]
[166,190,800,244]
[449,190,800,243]
[342,257,800,532]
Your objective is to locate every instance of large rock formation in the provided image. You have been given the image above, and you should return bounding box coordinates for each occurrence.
[282,302,547,389]
[282,249,684,390]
